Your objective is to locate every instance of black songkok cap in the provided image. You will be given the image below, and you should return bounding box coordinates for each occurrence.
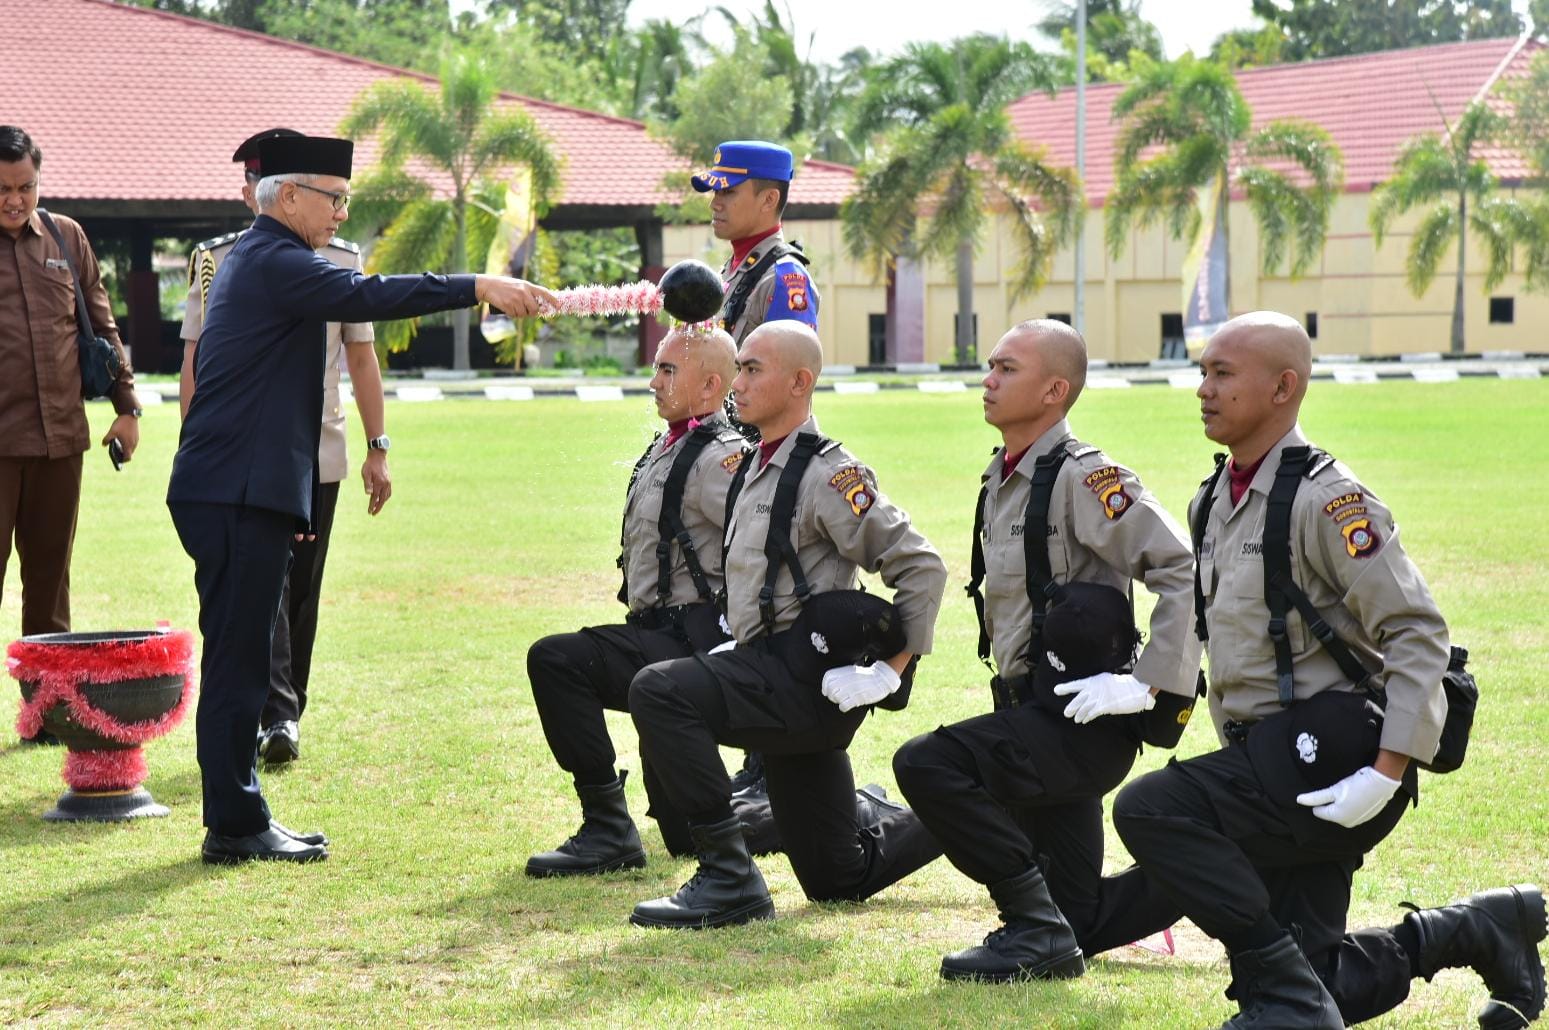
[257,135,354,180]
[231,127,303,169]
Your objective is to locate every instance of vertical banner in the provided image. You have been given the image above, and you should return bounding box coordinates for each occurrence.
[1182,177,1229,355]
[480,167,537,344]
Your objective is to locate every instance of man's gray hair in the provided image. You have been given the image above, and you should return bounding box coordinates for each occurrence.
[255,172,315,210]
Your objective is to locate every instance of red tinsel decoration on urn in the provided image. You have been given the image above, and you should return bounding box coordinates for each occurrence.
[9,628,196,822]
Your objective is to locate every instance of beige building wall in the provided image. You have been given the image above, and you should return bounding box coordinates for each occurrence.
[663,189,1544,366]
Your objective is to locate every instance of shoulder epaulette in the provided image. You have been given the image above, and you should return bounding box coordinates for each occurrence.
[1067,442,1101,460]
[326,236,361,254]
[193,230,243,254]
[1307,450,1338,479]
[817,438,843,456]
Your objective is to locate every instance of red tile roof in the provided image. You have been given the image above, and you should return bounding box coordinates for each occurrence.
[1009,36,1543,207]
[17,0,855,209]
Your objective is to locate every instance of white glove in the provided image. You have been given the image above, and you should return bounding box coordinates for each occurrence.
[708,640,737,655]
[1051,672,1156,724]
[820,662,901,713]
[1296,766,1401,828]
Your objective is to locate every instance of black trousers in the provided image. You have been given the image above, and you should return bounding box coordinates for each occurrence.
[629,644,942,902]
[169,501,294,837]
[893,704,1178,955]
[1113,744,1417,1024]
[528,622,696,855]
[263,480,339,728]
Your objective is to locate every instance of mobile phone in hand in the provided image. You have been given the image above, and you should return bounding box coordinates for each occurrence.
[108,438,125,471]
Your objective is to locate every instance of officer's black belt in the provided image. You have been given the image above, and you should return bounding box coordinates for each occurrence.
[626,603,707,633]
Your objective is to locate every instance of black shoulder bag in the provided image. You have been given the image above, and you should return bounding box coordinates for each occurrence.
[38,209,122,400]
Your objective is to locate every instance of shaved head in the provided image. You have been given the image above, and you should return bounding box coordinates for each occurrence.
[1005,319,1088,412]
[1212,311,1313,402]
[649,325,739,421]
[672,325,738,399]
[1196,310,1312,459]
[748,320,824,379]
[732,320,827,434]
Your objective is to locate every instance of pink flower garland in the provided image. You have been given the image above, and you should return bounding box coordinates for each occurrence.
[539,280,665,319]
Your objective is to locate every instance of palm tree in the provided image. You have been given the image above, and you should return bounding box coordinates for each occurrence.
[1105,54,1343,320]
[843,35,1082,364]
[340,52,560,367]
[1368,101,1535,354]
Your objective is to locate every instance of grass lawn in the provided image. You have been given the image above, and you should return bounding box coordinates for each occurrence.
[2,378,1546,1027]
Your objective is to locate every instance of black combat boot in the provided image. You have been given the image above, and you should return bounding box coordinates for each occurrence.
[854,783,901,826]
[939,865,1086,982]
[732,782,898,858]
[525,772,647,878]
[1403,884,1546,1030]
[629,815,774,929]
[1221,930,1343,1029]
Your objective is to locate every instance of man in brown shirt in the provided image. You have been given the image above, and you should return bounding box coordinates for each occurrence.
[0,126,140,701]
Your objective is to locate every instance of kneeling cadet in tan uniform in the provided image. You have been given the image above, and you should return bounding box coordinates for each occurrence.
[1113,312,1544,1028]
[627,320,947,929]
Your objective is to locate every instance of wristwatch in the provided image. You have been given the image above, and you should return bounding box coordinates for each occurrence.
[367,435,391,452]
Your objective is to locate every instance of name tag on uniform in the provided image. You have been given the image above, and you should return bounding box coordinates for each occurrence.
[45,258,69,270]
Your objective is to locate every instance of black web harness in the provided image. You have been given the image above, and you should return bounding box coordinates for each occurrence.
[618,424,736,607]
[654,424,724,607]
[966,444,1072,674]
[719,241,809,332]
[1192,447,1373,708]
[723,431,834,634]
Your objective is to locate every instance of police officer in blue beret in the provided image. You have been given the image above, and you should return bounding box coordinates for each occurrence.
[691,140,819,345]
[692,140,822,802]
[168,134,555,865]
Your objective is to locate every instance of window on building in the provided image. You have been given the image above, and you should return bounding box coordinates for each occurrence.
[1490,297,1515,324]
[867,314,887,365]
[1160,313,1184,359]
[952,312,979,348]
[1306,312,1319,339]
[1047,312,1072,325]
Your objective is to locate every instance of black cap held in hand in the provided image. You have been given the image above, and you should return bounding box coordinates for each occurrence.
[658,259,724,323]
[774,590,907,686]
[1033,581,1139,694]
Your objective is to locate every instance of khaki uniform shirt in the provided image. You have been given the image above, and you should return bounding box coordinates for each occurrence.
[1191,425,1448,761]
[182,231,372,483]
[720,229,820,344]
[620,410,748,613]
[722,414,947,655]
[981,419,1200,694]
[0,210,138,458]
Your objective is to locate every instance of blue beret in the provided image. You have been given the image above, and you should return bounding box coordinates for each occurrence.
[690,140,794,193]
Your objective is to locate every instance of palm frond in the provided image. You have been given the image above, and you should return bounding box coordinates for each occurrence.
[346,167,434,241]
[339,79,457,172]
[918,165,984,264]
[469,111,563,208]
[992,143,1083,300]
[367,199,456,279]
[1469,195,1535,291]
[1405,201,1459,296]
[1240,121,1342,277]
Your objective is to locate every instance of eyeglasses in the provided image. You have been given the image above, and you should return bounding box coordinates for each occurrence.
[293,181,351,212]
